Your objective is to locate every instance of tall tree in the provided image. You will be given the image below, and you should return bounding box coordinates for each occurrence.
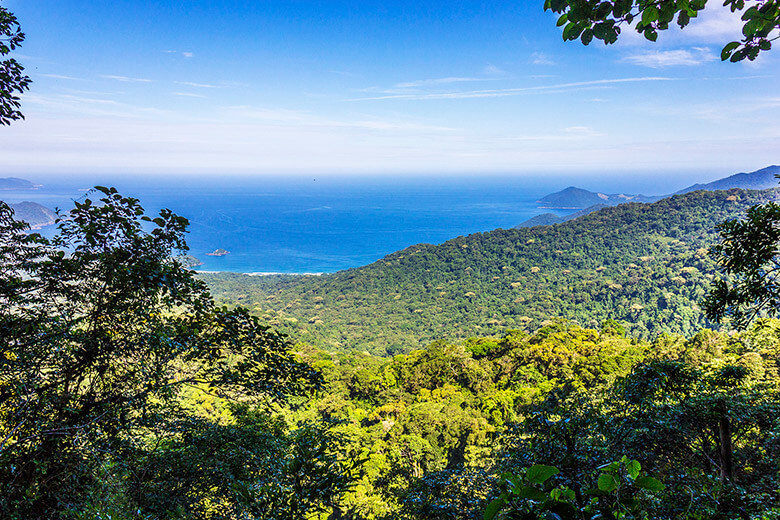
[0,188,322,518]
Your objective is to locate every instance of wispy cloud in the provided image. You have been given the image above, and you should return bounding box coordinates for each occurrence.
[100,74,155,83]
[329,70,358,77]
[173,92,207,98]
[22,93,168,119]
[531,52,555,65]
[622,48,717,68]
[163,50,194,58]
[507,125,604,142]
[483,64,507,76]
[394,77,491,88]
[176,81,220,89]
[223,105,455,132]
[349,77,673,101]
[39,73,82,80]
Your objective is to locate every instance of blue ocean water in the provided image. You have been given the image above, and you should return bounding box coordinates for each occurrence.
[3,174,584,273]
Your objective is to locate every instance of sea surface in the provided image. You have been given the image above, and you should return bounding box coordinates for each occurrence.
[0,173,676,273]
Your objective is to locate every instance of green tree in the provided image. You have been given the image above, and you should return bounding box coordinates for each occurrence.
[0,188,321,518]
[544,0,780,62]
[705,201,780,327]
[0,1,30,124]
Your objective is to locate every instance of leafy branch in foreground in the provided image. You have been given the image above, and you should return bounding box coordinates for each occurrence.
[544,0,780,61]
[485,457,664,520]
[705,201,780,328]
[0,2,30,124]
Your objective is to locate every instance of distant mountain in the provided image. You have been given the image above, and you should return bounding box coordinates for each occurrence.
[6,201,57,229]
[523,165,780,228]
[515,204,608,228]
[675,165,780,194]
[537,186,659,209]
[0,177,35,190]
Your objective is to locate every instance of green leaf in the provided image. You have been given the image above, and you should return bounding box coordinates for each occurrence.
[484,498,505,520]
[526,464,560,484]
[517,485,548,501]
[597,461,619,472]
[641,5,659,24]
[581,28,594,45]
[635,476,665,492]
[598,473,619,492]
[626,459,641,480]
[721,41,741,60]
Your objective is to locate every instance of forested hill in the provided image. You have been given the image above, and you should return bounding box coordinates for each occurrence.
[202,189,778,355]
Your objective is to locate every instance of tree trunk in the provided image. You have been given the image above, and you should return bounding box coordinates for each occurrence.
[718,410,735,482]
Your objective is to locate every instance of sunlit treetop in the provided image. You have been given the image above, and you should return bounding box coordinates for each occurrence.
[0,3,30,125]
[545,0,780,61]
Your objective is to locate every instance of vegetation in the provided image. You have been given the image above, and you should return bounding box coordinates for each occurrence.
[705,200,780,327]
[544,0,780,62]
[3,185,780,518]
[0,190,346,519]
[0,1,30,125]
[1,0,779,516]
[203,189,777,355]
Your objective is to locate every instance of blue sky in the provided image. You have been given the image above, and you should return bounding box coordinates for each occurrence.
[2,0,778,177]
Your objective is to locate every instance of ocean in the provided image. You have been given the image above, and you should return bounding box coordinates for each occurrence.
[0,174,645,273]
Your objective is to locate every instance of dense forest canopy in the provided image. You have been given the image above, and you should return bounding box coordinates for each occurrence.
[203,189,779,355]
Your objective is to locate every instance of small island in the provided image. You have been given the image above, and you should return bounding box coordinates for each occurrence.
[206,248,230,257]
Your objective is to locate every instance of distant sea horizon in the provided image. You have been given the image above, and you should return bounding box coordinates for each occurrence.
[0,171,727,273]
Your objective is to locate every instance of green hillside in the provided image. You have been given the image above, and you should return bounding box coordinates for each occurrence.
[202,189,778,355]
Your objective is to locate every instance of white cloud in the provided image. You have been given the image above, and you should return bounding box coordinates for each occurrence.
[483,64,507,76]
[615,5,745,47]
[531,52,556,65]
[162,50,195,58]
[100,74,155,83]
[22,93,168,119]
[682,6,745,42]
[622,48,717,67]
[176,81,220,89]
[223,105,454,132]
[39,73,81,80]
[508,125,603,142]
[173,92,207,98]
[394,77,490,88]
[350,77,673,101]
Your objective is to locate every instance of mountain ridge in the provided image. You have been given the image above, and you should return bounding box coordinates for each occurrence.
[202,188,778,355]
[518,165,779,228]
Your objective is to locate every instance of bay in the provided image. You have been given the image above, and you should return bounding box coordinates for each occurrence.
[2,174,594,273]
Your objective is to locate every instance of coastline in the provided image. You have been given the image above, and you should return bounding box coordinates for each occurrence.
[195,270,324,276]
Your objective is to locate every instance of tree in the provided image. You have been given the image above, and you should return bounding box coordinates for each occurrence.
[0,188,323,518]
[0,2,30,125]
[704,201,780,328]
[544,0,780,62]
